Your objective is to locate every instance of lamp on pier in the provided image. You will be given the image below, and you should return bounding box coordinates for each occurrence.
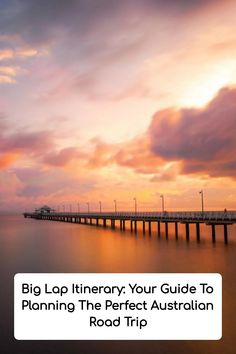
[133,197,137,214]
[114,199,117,213]
[199,190,204,213]
[160,195,165,213]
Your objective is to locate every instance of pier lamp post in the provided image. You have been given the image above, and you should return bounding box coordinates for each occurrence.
[87,202,90,213]
[99,201,102,213]
[63,205,65,212]
[133,197,137,214]
[160,195,165,212]
[114,199,117,213]
[70,204,72,213]
[199,190,204,213]
[77,203,80,213]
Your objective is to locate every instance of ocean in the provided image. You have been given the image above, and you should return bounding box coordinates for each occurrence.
[1,214,236,354]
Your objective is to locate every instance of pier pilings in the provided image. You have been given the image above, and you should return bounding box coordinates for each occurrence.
[23,211,234,244]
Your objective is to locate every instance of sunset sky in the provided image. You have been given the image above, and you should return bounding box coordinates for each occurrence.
[0,0,236,212]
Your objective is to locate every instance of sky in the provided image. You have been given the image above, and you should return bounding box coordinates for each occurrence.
[0,0,236,212]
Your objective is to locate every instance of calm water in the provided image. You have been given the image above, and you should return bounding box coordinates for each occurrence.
[1,214,236,354]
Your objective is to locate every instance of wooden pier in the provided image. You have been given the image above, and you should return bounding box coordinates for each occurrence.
[23,211,236,244]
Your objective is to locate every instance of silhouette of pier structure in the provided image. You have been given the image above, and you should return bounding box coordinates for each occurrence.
[23,210,236,244]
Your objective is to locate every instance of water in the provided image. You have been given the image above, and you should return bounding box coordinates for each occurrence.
[1,215,236,354]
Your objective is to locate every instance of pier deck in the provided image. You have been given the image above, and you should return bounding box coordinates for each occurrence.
[23,211,236,244]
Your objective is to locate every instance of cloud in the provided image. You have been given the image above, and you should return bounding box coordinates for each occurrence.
[1,85,236,184]
[0,0,223,37]
[0,170,22,202]
[0,47,38,61]
[87,138,117,168]
[77,86,236,180]
[0,30,44,84]
[0,66,18,75]
[0,122,89,170]
[113,136,164,174]
[0,126,56,169]
[15,167,96,198]
[0,49,14,61]
[149,86,236,178]
[0,65,19,84]
[1,0,232,101]
[150,162,180,182]
[0,0,226,60]
[0,152,20,168]
[43,147,87,167]
[0,130,55,155]
[0,46,40,83]
[0,75,16,83]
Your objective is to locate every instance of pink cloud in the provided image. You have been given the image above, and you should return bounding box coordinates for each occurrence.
[114,136,164,174]
[0,152,20,169]
[15,167,96,198]
[43,147,87,167]
[149,86,236,178]
[1,86,236,191]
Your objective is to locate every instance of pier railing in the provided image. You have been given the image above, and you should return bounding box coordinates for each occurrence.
[26,210,236,222]
[23,210,236,244]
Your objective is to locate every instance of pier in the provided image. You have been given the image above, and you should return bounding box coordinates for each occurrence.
[23,210,236,244]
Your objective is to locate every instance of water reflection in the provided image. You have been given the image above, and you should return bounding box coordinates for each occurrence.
[0,215,236,354]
